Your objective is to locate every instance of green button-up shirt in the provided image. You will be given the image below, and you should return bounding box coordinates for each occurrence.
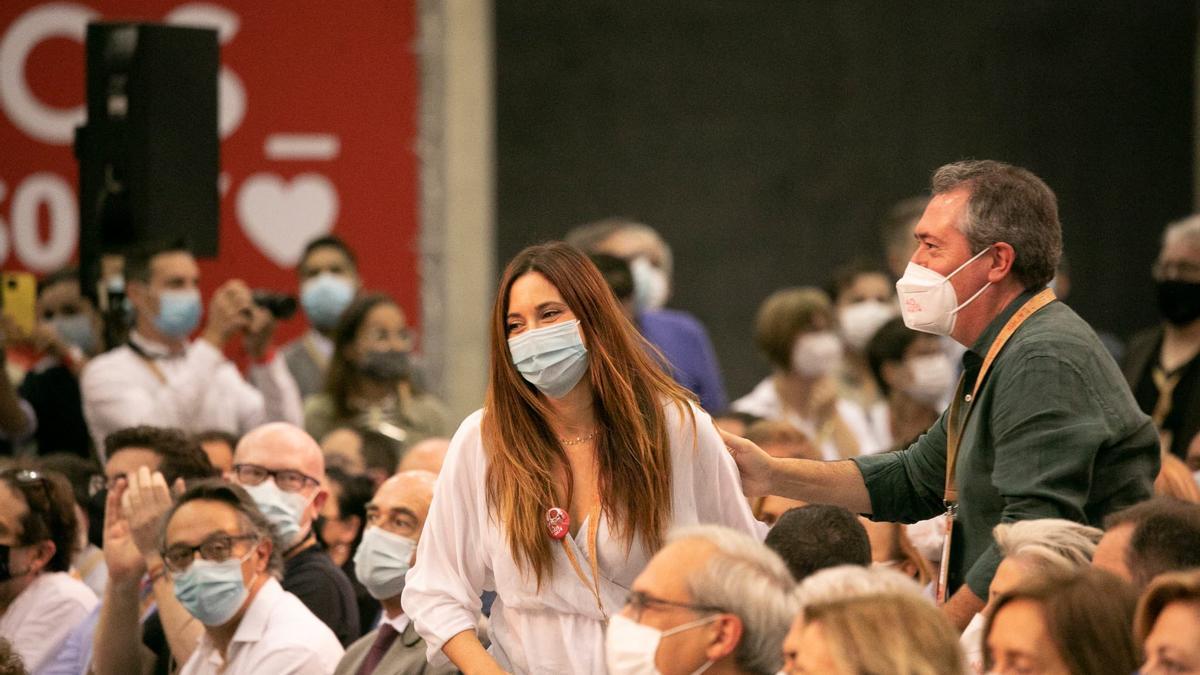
[853,289,1159,599]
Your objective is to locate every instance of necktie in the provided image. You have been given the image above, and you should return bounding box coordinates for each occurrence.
[357,623,400,675]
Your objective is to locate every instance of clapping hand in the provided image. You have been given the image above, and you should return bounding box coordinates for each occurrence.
[122,466,184,559]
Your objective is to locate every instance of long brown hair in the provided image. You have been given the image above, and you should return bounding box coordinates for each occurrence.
[483,241,695,585]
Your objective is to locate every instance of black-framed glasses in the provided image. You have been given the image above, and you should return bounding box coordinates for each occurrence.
[623,590,723,622]
[232,464,319,493]
[161,533,259,573]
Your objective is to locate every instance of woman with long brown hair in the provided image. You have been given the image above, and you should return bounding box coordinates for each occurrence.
[403,242,761,674]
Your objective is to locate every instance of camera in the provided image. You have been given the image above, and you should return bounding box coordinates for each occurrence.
[251,290,298,320]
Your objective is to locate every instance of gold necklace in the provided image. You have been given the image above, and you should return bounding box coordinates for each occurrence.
[559,430,598,446]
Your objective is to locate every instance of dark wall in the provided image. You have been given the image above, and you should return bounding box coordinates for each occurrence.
[495,1,1195,404]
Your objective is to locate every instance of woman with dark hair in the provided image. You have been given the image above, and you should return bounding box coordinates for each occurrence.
[403,242,761,674]
[984,568,1139,675]
[303,293,449,445]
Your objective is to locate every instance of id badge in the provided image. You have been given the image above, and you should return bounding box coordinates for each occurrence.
[936,503,957,605]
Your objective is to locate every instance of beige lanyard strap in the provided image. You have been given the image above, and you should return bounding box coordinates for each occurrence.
[943,288,1057,503]
[559,505,605,620]
[937,288,1056,605]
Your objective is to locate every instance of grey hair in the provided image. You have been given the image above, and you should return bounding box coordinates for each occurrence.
[993,519,1102,577]
[794,564,927,615]
[669,525,798,675]
[160,479,285,580]
[1162,214,1200,250]
[931,160,1062,290]
[564,217,674,279]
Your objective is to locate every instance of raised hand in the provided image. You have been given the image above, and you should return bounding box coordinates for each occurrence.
[121,466,177,559]
[103,478,147,585]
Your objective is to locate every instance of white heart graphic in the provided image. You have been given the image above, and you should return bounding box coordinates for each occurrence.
[237,173,339,267]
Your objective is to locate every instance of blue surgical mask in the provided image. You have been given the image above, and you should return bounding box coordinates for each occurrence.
[353,526,416,600]
[173,554,255,626]
[154,289,202,339]
[300,273,355,330]
[508,320,589,399]
[242,481,311,546]
[49,314,98,354]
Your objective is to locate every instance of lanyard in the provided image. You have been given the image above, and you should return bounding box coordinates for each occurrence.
[936,288,1056,603]
[559,505,606,620]
[127,339,169,385]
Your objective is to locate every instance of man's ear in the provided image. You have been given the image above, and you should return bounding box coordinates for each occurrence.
[986,242,1017,283]
[27,540,56,574]
[311,490,328,517]
[704,614,745,662]
[254,538,273,573]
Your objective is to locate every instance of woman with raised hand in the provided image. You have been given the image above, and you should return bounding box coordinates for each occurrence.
[403,242,761,674]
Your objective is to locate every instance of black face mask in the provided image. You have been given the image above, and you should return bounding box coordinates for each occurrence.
[87,489,108,549]
[1156,280,1200,326]
[359,350,411,382]
[0,544,13,583]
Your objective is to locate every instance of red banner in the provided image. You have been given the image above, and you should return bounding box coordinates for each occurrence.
[0,1,421,342]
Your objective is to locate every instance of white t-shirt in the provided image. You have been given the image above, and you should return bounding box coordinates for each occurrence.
[0,571,98,673]
[403,402,764,675]
[179,577,343,675]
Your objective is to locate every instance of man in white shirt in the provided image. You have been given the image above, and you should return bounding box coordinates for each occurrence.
[81,242,303,456]
[0,468,98,673]
[282,236,362,400]
[334,470,453,675]
[163,480,343,674]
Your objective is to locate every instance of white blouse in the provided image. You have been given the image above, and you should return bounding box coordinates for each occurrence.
[403,402,764,674]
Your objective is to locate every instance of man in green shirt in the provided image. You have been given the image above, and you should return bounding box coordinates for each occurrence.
[724,160,1158,630]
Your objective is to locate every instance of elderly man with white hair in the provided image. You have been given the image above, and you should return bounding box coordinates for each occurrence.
[606,524,797,675]
[232,422,360,645]
[959,518,1103,672]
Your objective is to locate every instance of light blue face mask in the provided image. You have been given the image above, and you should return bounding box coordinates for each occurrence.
[242,481,311,546]
[300,273,356,330]
[173,552,257,626]
[154,289,203,339]
[508,320,589,399]
[49,314,98,354]
[353,526,416,600]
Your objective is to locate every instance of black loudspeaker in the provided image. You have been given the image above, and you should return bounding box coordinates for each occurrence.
[75,22,219,300]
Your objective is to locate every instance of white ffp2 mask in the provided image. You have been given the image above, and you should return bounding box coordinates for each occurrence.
[895,247,993,337]
[605,613,717,675]
[791,331,844,377]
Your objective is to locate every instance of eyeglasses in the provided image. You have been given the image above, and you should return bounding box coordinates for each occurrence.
[161,532,259,573]
[623,590,723,622]
[232,464,320,493]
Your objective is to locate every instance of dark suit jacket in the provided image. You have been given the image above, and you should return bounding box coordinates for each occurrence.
[1122,324,1200,460]
[333,620,459,675]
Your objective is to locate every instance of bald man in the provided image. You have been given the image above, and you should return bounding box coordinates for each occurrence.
[232,422,361,645]
[397,437,450,475]
[335,471,454,675]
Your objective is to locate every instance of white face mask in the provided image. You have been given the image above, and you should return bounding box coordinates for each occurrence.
[895,247,993,337]
[838,299,898,351]
[791,331,844,377]
[605,613,718,675]
[630,257,670,313]
[902,353,957,407]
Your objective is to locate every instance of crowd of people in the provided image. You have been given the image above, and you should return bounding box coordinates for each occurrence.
[0,159,1198,675]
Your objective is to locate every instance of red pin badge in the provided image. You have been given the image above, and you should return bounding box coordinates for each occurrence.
[546,507,570,540]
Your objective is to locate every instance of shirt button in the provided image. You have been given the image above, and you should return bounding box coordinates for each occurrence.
[964,394,973,403]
